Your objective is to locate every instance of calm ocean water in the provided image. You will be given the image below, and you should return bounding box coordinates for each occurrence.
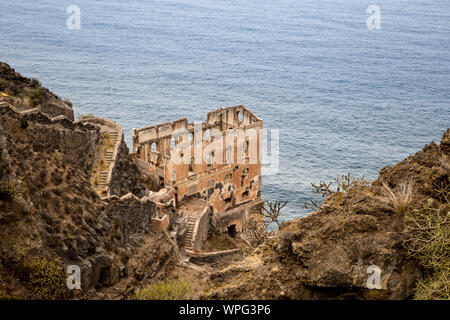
[1,0,449,220]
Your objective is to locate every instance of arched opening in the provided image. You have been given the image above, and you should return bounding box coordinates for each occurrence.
[236,110,243,123]
[227,224,237,237]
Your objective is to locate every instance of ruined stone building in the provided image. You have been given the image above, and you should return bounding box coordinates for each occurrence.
[131,105,264,250]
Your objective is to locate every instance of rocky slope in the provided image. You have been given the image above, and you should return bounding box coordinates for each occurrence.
[0,62,74,120]
[0,63,176,299]
[202,130,449,300]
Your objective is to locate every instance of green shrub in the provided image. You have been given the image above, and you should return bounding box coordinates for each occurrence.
[0,181,19,200]
[0,78,9,91]
[404,182,450,300]
[21,257,70,300]
[414,268,449,300]
[1,242,69,300]
[28,87,43,106]
[133,279,191,300]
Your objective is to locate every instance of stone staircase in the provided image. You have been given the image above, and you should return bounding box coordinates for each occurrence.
[79,117,122,198]
[97,130,119,197]
[97,131,118,191]
[184,216,197,251]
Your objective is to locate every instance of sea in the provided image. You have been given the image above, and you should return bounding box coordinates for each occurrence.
[1,0,449,220]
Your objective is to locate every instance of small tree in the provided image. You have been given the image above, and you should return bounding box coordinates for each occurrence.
[243,200,287,249]
[304,173,367,210]
[244,219,267,246]
[262,200,287,228]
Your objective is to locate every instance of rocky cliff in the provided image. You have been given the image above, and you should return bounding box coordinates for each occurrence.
[0,63,176,299]
[0,62,74,120]
[203,130,449,300]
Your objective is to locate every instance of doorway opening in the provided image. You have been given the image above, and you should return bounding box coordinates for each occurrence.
[227,224,237,237]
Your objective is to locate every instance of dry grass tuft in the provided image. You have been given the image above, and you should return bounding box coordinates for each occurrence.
[380,179,415,214]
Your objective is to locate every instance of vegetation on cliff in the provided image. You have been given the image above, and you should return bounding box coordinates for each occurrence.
[0,63,176,299]
[133,278,191,300]
[404,182,449,299]
[203,129,449,300]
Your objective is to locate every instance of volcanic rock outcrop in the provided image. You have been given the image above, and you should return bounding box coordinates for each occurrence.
[203,130,449,300]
